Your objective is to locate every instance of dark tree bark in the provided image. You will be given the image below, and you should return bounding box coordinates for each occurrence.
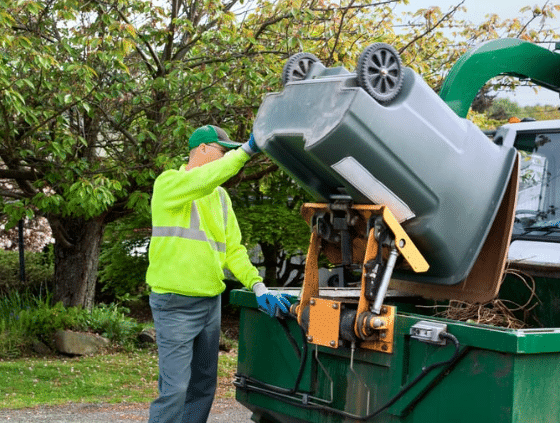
[50,215,106,309]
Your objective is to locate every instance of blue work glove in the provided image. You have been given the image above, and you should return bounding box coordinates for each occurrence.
[241,133,261,156]
[252,282,292,317]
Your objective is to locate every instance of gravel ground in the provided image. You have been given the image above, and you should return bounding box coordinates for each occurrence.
[0,398,253,422]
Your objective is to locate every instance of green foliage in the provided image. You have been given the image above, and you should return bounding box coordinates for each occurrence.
[97,238,149,302]
[234,169,310,255]
[231,165,311,285]
[467,110,505,131]
[237,203,309,254]
[10,301,83,345]
[515,103,560,121]
[0,0,558,305]
[0,248,54,295]
[97,217,150,303]
[488,97,523,120]
[7,0,552,226]
[469,100,560,131]
[75,303,143,344]
[0,291,144,358]
[0,291,64,358]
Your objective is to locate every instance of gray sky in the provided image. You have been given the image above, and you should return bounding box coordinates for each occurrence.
[396,0,560,106]
[396,0,551,22]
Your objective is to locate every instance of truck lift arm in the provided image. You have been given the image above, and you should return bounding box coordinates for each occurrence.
[439,38,560,118]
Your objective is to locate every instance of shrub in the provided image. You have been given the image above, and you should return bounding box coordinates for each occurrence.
[97,225,150,304]
[75,303,142,344]
[0,291,145,358]
[0,247,54,295]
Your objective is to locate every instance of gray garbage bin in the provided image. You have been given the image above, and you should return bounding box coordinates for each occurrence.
[253,53,517,286]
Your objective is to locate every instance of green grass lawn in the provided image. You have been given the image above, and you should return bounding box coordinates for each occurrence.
[0,348,238,409]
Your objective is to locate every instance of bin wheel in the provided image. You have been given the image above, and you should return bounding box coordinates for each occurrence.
[356,43,403,103]
[282,52,320,86]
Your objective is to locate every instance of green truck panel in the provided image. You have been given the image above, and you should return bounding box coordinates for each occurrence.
[232,289,560,423]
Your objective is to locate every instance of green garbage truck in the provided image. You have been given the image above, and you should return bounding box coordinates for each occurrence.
[231,38,560,423]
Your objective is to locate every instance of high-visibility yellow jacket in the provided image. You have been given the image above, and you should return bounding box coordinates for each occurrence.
[146,148,262,297]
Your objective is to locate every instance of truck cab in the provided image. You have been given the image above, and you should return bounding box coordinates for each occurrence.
[497,119,560,272]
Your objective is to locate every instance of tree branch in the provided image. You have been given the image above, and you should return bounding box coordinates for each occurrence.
[183,49,288,69]
[18,83,100,143]
[252,12,293,42]
[241,164,279,182]
[223,163,279,188]
[11,25,56,43]
[110,4,163,76]
[96,105,140,148]
[0,169,38,181]
[162,0,180,63]
[310,0,398,11]
[515,1,548,38]
[172,15,224,62]
[47,214,74,248]
[327,0,356,66]
[398,0,465,54]
[0,189,26,200]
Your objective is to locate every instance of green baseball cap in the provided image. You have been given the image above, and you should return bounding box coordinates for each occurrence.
[188,125,242,149]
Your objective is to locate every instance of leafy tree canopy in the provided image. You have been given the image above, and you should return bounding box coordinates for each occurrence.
[0,0,558,300]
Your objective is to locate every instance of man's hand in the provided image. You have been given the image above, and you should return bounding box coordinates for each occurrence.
[252,282,292,317]
[241,133,261,156]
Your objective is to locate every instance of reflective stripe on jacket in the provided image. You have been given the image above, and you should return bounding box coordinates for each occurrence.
[146,148,262,297]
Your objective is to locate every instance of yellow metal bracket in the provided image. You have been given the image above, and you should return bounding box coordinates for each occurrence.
[301,203,429,273]
[295,203,429,354]
[354,223,397,353]
[357,305,396,353]
[307,297,342,348]
[356,204,428,273]
[294,230,321,326]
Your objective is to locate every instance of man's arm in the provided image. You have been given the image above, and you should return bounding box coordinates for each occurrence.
[153,148,250,210]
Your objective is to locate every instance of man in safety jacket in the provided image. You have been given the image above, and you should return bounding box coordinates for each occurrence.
[146,125,292,423]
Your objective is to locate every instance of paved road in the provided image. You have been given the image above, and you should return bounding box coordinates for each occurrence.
[0,398,253,422]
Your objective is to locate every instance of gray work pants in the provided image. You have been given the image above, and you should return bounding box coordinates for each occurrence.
[148,292,221,423]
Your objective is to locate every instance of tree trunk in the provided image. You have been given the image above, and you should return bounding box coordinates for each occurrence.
[50,216,106,309]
